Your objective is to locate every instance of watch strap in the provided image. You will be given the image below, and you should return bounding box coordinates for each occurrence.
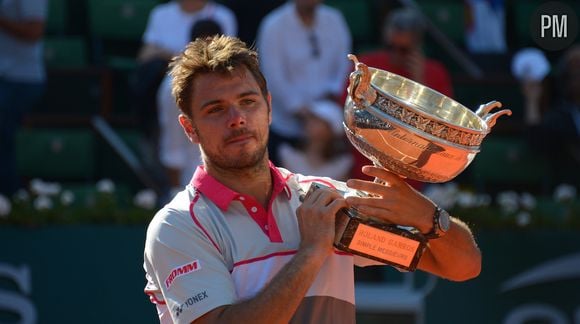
[424,206,446,240]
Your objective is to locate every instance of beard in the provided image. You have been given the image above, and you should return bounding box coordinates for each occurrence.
[199,128,269,171]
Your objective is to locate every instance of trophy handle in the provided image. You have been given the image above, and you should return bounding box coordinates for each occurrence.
[347,54,377,108]
[475,100,512,129]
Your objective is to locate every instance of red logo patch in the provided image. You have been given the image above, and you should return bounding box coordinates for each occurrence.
[165,260,201,289]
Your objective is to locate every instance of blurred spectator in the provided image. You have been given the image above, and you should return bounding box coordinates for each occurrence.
[521,45,580,185]
[131,0,237,145]
[356,7,453,96]
[157,19,223,194]
[465,0,507,54]
[138,0,237,64]
[278,100,352,181]
[350,7,453,187]
[512,47,551,130]
[0,0,47,196]
[256,0,352,165]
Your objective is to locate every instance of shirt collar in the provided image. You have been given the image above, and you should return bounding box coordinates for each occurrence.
[191,162,290,211]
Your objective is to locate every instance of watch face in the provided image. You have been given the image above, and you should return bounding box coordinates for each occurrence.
[439,209,450,232]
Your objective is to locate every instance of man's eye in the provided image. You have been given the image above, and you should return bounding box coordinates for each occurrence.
[240,99,256,106]
[207,106,223,114]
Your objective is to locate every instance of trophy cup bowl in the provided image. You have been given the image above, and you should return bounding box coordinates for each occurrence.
[324,55,512,270]
[344,54,512,182]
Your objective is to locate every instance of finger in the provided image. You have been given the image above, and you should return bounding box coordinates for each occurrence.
[347,178,398,198]
[317,190,342,208]
[302,187,324,205]
[325,197,348,215]
[321,201,347,224]
[360,166,406,186]
[346,178,377,189]
[304,187,342,207]
[350,204,402,225]
[345,195,396,209]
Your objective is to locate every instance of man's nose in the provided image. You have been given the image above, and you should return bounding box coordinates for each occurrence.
[228,106,246,127]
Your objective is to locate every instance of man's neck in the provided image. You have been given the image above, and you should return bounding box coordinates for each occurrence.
[205,159,273,208]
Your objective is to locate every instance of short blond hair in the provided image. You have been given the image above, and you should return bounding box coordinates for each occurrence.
[169,35,268,117]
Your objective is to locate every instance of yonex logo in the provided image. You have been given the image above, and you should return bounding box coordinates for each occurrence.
[173,291,209,318]
[165,260,201,289]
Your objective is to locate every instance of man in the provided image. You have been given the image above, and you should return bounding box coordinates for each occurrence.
[256,0,352,165]
[351,7,454,186]
[143,36,481,324]
[0,0,47,196]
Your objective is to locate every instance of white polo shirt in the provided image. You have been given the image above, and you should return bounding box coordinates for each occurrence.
[144,163,368,323]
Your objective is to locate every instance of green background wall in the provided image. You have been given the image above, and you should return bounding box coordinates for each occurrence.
[1,227,579,323]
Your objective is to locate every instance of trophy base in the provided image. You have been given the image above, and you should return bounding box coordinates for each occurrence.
[304,182,427,271]
[334,208,427,271]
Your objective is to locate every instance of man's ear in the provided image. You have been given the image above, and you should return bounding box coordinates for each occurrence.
[179,114,200,144]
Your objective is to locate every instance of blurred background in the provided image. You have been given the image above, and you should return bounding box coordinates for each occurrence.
[0,0,579,323]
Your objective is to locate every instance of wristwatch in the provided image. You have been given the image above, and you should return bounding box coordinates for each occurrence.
[424,206,450,239]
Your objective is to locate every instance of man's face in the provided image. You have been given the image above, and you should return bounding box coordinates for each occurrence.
[179,68,271,170]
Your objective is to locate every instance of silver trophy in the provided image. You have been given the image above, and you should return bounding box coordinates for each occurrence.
[312,55,511,270]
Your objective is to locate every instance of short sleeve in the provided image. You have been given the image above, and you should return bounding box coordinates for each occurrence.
[144,207,237,324]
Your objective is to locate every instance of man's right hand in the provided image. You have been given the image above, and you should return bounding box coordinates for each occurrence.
[296,186,347,255]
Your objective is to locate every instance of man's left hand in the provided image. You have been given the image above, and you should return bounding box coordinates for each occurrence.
[345,165,434,233]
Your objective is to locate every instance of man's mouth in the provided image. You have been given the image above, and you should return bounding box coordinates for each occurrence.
[225,133,254,145]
